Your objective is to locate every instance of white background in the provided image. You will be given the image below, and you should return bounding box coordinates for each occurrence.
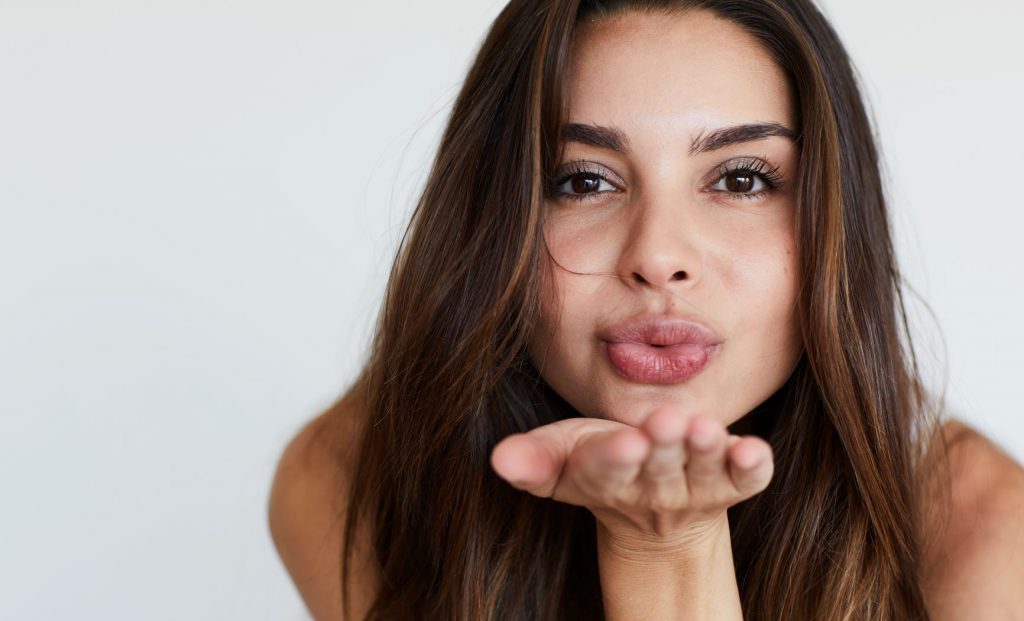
[1,1,1021,619]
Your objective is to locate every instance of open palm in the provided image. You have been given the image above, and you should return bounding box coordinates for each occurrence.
[489,409,774,542]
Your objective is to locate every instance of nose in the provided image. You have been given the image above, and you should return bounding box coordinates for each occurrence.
[616,199,701,292]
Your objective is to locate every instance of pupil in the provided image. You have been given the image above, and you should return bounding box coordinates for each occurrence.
[572,175,600,193]
[726,173,754,192]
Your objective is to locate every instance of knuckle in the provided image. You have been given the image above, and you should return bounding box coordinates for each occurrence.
[687,464,724,487]
[643,462,677,480]
[651,514,681,537]
[578,472,607,498]
[647,486,684,513]
[687,461,721,479]
[596,486,623,508]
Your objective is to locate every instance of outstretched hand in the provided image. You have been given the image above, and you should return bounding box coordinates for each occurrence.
[489,409,774,548]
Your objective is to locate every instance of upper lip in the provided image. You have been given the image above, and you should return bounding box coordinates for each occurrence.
[601,314,722,346]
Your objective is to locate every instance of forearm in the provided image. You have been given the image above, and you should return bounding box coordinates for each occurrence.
[596,517,744,621]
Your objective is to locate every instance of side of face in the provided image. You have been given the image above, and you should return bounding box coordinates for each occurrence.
[527,9,803,428]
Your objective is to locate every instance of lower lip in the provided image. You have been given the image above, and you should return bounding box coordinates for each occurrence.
[604,341,718,384]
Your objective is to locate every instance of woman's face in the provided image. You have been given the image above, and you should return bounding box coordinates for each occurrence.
[528,10,803,429]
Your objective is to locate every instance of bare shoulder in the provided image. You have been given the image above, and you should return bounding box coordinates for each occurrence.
[919,417,1024,618]
[267,388,380,621]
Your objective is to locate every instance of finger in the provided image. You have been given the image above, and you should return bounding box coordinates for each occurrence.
[490,431,567,498]
[683,415,729,490]
[572,427,649,492]
[639,408,688,482]
[726,436,775,497]
[490,418,623,497]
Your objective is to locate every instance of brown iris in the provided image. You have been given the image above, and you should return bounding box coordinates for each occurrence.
[724,172,755,192]
[570,174,602,194]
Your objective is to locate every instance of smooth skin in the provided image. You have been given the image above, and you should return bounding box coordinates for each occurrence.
[525,10,802,432]
[491,9,797,619]
[267,8,1024,621]
[489,411,771,543]
[485,8,1024,621]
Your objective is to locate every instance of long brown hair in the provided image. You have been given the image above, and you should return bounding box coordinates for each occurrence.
[328,0,954,618]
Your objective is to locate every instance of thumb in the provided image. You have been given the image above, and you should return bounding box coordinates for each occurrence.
[490,431,566,498]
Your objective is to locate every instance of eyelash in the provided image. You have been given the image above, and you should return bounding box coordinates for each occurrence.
[546,158,785,203]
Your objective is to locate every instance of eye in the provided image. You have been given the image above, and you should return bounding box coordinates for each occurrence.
[711,170,766,193]
[707,158,785,201]
[547,161,620,203]
[554,173,616,199]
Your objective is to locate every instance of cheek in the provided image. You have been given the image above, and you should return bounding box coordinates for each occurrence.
[533,214,610,344]
[527,248,573,372]
[527,243,607,395]
[717,226,802,385]
[744,236,794,293]
[724,233,797,322]
[714,203,798,302]
[541,206,621,274]
[707,228,801,419]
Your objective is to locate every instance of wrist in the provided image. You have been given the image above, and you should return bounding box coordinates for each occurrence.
[595,512,743,621]
[596,512,731,563]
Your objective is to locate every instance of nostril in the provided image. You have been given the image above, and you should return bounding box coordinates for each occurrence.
[630,271,687,284]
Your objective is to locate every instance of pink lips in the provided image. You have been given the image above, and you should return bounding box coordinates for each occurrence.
[601,315,721,384]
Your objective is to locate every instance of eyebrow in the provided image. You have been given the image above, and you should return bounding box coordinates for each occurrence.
[561,121,799,155]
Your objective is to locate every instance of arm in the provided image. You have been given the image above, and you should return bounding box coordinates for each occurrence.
[268,417,347,620]
[268,406,381,621]
[596,516,743,621]
[921,423,1024,618]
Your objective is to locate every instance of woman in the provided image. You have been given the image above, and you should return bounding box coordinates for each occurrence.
[269,0,1024,619]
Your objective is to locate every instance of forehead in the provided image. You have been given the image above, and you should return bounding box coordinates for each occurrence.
[568,10,795,137]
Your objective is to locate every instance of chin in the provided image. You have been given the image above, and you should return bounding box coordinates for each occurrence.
[633,383,773,429]
[591,388,710,428]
